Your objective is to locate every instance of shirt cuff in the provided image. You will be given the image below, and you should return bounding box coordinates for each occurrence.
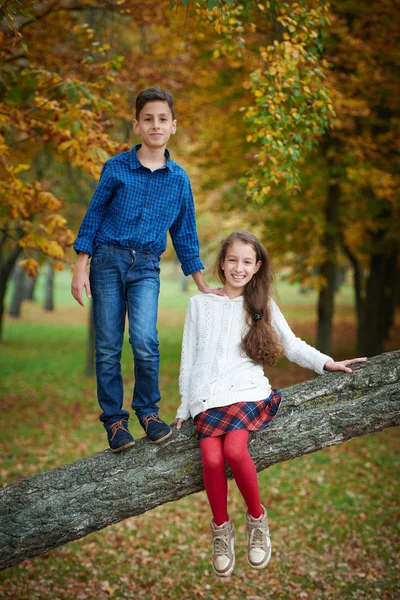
[180,257,204,277]
[317,354,333,375]
[176,403,190,421]
[73,239,93,257]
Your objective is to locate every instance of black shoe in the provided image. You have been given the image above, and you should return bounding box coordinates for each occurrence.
[105,419,135,453]
[139,414,172,443]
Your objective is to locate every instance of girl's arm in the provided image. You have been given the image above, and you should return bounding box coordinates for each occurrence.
[270,299,366,372]
[174,298,198,428]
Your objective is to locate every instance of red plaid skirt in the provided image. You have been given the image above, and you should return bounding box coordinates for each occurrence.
[194,389,282,440]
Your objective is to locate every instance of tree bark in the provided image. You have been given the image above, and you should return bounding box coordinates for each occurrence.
[43,263,54,312]
[23,271,37,302]
[316,177,340,356]
[0,241,23,339]
[0,350,399,571]
[8,263,24,318]
[358,250,398,356]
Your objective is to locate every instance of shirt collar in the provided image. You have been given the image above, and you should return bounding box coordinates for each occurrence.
[130,144,176,172]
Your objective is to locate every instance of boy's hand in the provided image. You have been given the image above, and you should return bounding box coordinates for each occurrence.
[71,252,91,306]
[172,418,185,430]
[191,270,226,296]
[71,267,91,307]
[324,357,367,374]
[199,283,226,296]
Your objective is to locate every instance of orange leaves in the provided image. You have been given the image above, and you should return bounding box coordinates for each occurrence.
[45,241,65,260]
[42,214,67,235]
[37,192,62,212]
[19,232,68,261]
[18,258,40,277]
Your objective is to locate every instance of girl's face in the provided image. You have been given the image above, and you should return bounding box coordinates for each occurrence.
[221,241,261,296]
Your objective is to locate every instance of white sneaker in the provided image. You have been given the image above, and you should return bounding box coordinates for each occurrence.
[246,505,271,569]
[210,519,235,577]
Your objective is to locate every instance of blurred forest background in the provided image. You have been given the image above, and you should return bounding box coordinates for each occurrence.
[0,1,399,599]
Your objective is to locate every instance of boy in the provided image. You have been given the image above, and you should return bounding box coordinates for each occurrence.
[71,87,218,452]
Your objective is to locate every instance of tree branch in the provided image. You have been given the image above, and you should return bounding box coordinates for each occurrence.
[0,351,399,571]
[17,1,119,32]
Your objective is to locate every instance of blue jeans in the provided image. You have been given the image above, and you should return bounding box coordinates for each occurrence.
[89,245,161,426]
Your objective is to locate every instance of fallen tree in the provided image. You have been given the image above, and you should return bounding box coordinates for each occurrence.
[1,350,399,571]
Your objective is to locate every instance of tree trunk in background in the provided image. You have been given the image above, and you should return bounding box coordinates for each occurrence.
[0,235,23,341]
[8,263,24,318]
[22,250,39,302]
[0,351,399,571]
[23,272,37,301]
[85,302,95,377]
[357,250,398,356]
[181,273,189,292]
[43,263,54,312]
[316,176,340,356]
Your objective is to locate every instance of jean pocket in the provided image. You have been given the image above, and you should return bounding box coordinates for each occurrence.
[146,254,160,273]
[91,246,114,269]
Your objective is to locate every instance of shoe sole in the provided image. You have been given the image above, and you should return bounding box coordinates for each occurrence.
[213,556,235,577]
[148,428,173,444]
[110,440,135,453]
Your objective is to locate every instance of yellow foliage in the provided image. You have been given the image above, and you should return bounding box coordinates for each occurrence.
[46,241,65,259]
[37,192,62,211]
[19,259,40,278]
[43,214,67,234]
[53,261,65,272]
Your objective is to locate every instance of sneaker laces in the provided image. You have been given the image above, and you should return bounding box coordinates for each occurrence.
[141,414,162,433]
[213,534,230,557]
[109,420,129,441]
[251,527,266,549]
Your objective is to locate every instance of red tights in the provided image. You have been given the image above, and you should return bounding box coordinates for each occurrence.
[200,430,263,526]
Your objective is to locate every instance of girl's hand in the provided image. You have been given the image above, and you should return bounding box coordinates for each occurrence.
[171,418,185,430]
[324,357,367,374]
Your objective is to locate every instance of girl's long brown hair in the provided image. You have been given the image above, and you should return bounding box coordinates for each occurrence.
[216,231,282,365]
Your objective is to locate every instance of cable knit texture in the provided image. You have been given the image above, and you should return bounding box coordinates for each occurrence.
[177,293,332,421]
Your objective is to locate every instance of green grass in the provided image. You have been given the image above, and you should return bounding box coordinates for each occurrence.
[0,267,398,599]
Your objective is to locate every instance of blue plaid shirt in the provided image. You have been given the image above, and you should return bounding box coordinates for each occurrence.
[73,145,204,276]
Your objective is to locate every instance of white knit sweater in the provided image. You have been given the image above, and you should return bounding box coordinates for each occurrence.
[176,293,332,421]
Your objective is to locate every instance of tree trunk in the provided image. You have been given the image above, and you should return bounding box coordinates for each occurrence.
[43,263,54,312]
[316,178,340,356]
[8,263,25,318]
[85,302,95,376]
[23,272,37,301]
[181,274,189,292]
[0,350,399,571]
[357,250,398,356]
[0,229,24,341]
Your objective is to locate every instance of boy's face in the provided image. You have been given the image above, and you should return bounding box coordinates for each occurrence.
[133,101,177,150]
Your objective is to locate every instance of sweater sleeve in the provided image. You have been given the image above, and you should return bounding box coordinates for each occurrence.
[270,299,332,375]
[176,298,198,420]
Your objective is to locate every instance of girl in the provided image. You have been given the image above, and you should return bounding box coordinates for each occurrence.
[174,231,366,577]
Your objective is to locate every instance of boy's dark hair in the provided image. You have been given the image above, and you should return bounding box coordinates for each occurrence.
[135,87,175,120]
[216,230,282,366]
